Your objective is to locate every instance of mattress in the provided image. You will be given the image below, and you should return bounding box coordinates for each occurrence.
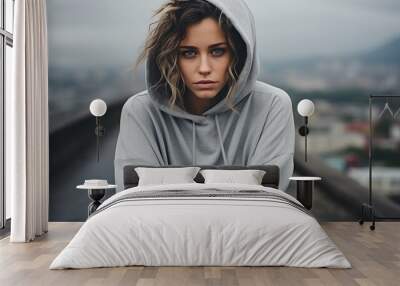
[50,183,351,269]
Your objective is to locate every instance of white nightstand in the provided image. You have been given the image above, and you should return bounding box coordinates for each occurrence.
[77,182,117,216]
[289,177,322,210]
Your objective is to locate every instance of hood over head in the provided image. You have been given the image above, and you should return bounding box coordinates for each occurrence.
[145,0,259,122]
[115,0,294,193]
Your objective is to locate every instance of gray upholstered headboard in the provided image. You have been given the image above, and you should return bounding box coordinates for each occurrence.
[123,165,280,190]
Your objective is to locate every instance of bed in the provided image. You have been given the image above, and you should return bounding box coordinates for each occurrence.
[50,165,351,269]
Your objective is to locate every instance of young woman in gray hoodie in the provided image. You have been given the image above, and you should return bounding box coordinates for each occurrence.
[114,0,295,192]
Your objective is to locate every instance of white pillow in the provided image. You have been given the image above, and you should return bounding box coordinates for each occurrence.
[135,167,201,186]
[200,169,266,185]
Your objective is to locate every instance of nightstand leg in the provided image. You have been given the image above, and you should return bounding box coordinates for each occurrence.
[88,189,105,216]
[88,201,102,216]
[297,181,314,210]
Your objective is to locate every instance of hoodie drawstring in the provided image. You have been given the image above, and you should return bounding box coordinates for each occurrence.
[192,121,196,164]
[191,116,228,165]
[215,115,228,165]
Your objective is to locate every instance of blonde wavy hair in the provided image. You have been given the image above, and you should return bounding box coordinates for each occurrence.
[135,0,247,112]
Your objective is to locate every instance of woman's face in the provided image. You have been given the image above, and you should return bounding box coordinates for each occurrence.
[178,17,232,101]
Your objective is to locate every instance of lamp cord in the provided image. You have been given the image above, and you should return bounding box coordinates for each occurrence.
[96,117,100,163]
[305,116,308,162]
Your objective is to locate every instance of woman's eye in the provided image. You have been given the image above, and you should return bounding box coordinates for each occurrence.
[181,50,196,58]
[180,48,226,58]
[211,48,226,57]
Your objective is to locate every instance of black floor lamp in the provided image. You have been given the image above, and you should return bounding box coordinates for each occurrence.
[359,95,400,231]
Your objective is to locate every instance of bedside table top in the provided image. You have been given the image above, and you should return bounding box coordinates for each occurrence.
[289,176,321,181]
[76,184,117,190]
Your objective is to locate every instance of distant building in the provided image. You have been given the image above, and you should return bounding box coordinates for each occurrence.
[390,124,400,141]
[298,115,365,154]
[348,167,400,195]
[323,156,346,172]
[321,153,361,173]
[346,122,369,135]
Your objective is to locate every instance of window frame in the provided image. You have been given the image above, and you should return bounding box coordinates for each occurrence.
[1,0,14,230]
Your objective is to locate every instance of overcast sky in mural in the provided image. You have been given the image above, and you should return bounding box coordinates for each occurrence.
[47,0,400,69]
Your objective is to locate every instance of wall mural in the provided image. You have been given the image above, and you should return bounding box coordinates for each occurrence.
[48,0,400,221]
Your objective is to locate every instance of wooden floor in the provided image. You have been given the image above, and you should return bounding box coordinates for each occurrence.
[0,222,399,286]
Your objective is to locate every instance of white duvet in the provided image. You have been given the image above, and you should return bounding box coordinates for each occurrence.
[50,183,351,269]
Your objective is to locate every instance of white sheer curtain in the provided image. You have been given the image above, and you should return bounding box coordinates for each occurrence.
[7,0,49,242]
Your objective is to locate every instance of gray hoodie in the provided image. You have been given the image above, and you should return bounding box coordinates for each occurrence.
[114,0,295,192]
